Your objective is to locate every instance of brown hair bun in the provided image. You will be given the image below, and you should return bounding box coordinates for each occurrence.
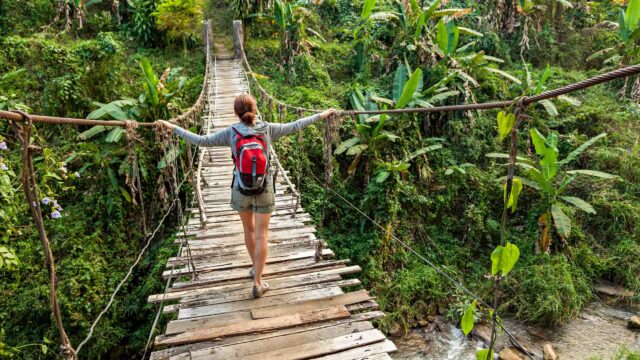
[234,94,257,126]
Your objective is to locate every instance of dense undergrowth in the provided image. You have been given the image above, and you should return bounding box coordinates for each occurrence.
[0,0,203,358]
[240,0,640,336]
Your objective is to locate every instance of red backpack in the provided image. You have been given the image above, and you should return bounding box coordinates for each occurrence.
[232,126,270,195]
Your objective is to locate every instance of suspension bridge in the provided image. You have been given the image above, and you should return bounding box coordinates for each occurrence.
[2,16,640,360]
[144,31,397,359]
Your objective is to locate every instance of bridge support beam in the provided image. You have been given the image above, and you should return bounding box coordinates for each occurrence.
[233,20,244,59]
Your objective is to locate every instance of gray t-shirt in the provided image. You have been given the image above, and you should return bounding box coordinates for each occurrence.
[172,114,321,188]
[172,113,321,155]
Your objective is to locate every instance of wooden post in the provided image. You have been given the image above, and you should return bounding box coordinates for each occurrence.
[233,20,244,59]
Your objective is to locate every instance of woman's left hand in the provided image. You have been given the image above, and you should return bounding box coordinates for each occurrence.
[319,108,336,120]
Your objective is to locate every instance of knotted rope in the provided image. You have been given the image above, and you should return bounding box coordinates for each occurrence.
[11,111,77,360]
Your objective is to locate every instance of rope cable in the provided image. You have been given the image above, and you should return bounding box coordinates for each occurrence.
[300,164,534,359]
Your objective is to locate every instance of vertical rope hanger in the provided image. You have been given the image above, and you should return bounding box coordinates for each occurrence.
[124,120,148,234]
[11,111,77,360]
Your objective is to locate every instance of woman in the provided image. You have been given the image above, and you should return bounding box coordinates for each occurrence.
[157,94,334,298]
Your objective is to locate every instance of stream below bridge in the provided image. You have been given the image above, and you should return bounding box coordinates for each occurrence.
[392,301,639,359]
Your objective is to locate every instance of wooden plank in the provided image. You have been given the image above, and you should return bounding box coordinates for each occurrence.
[177,278,360,310]
[155,305,351,347]
[170,321,375,360]
[315,339,398,360]
[170,259,351,286]
[166,249,333,274]
[177,286,344,320]
[148,266,360,303]
[150,311,385,360]
[241,329,386,360]
[251,290,372,319]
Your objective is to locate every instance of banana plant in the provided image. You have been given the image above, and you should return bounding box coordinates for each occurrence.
[522,63,581,117]
[353,0,399,73]
[258,0,323,80]
[373,63,460,110]
[588,0,640,99]
[487,128,617,253]
[374,140,443,183]
[80,58,185,143]
[335,89,400,176]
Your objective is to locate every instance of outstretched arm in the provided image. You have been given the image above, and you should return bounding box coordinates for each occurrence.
[269,109,335,141]
[156,120,231,147]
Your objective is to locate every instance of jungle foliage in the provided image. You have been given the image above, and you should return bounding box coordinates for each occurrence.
[238,0,640,344]
[0,0,205,358]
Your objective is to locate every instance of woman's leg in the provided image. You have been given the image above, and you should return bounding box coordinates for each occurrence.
[253,213,271,286]
[238,211,256,267]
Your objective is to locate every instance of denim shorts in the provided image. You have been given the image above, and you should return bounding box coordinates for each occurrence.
[230,175,276,214]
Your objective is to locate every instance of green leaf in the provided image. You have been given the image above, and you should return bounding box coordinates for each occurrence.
[87,99,137,120]
[335,137,361,155]
[476,349,494,360]
[540,145,559,179]
[376,170,391,183]
[105,127,125,143]
[626,0,640,33]
[491,242,520,276]
[396,68,422,109]
[559,133,607,166]
[565,169,618,179]
[414,11,426,40]
[361,0,376,19]
[503,178,523,213]
[347,144,369,156]
[496,111,515,140]
[446,20,459,55]
[436,19,448,54]
[558,95,581,106]
[78,125,108,140]
[485,67,522,84]
[561,196,596,214]
[140,58,159,107]
[461,301,476,335]
[530,128,547,156]
[551,203,571,238]
[119,186,132,203]
[540,99,559,117]
[534,64,551,95]
[426,90,459,104]
[458,26,483,37]
[407,144,443,161]
[393,64,408,103]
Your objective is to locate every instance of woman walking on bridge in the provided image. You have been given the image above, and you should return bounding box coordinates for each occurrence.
[157,94,334,298]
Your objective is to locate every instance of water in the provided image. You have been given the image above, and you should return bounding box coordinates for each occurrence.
[392,302,640,360]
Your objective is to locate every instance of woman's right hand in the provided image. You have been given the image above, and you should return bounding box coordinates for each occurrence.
[156,120,177,135]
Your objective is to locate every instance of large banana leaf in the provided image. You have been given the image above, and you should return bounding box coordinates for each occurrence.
[361,0,376,19]
[335,137,361,155]
[393,64,408,104]
[561,196,596,214]
[87,99,137,120]
[140,58,159,107]
[626,0,640,32]
[551,203,571,238]
[559,133,607,166]
[566,169,617,179]
[396,68,422,109]
[540,146,559,180]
